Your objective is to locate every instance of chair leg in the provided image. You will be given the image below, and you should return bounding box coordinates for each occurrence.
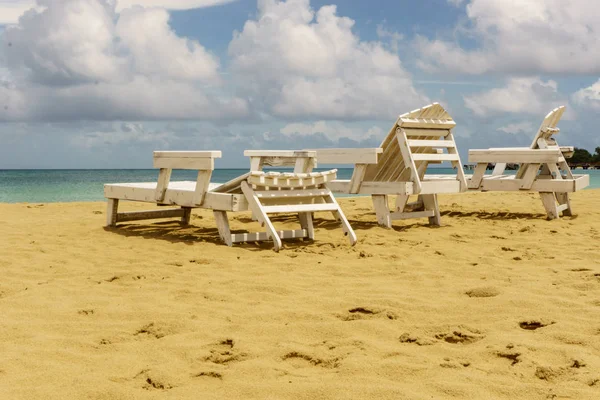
[241,181,282,251]
[422,194,441,226]
[556,192,572,216]
[395,195,409,212]
[540,192,559,220]
[324,194,357,246]
[372,195,391,228]
[106,199,119,227]
[181,207,192,225]
[298,212,314,240]
[213,211,233,246]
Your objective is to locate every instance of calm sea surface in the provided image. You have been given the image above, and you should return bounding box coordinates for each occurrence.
[0,168,598,203]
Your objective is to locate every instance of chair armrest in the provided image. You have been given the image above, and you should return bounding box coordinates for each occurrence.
[560,146,574,159]
[468,148,562,164]
[153,151,221,170]
[306,148,383,164]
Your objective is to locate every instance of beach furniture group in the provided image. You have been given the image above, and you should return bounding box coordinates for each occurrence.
[104,150,356,251]
[104,104,590,250]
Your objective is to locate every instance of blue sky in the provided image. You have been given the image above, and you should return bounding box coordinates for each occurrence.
[0,0,599,168]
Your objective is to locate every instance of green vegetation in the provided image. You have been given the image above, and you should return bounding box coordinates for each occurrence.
[570,147,600,164]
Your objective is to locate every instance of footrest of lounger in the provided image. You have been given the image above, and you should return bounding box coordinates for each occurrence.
[116,208,188,223]
[230,229,308,243]
[390,210,435,220]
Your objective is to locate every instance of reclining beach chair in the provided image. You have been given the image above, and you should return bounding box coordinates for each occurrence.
[103,151,356,251]
[467,106,590,219]
[309,103,468,227]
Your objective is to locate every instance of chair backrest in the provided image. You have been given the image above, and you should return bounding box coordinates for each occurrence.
[529,106,565,150]
[363,103,466,193]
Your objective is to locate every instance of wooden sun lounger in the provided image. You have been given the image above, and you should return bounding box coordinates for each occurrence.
[467,106,590,219]
[104,151,356,251]
[308,103,468,227]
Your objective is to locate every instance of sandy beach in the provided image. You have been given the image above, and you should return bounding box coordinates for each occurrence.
[1,190,599,399]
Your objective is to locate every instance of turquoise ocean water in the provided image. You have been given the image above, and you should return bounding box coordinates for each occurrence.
[0,168,598,203]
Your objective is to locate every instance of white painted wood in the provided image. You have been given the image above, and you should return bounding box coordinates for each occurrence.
[412,153,460,162]
[192,169,212,205]
[348,164,367,194]
[310,148,383,164]
[262,203,339,213]
[231,230,308,243]
[155,168,172,202]
[556,192,572,216]
[422,194,441,226]
[116,208,186,223]
[106,199,119,227]
[104,183,249,211]
[419,180,461,194]
[213,211,232,246]
[253,189,330,199]
[153,157,214,170]
[540,192,559,220]
[241,181,282,250]
[479,177,580,192]
[372,195,391,228]
[298,213,314,240]
[398,120,456,130]
[389,210,435,220]
[395,194,409,212]
[402,128,450,137]
[396,129,422,193]
[492,163,507,176]
[323,192,357,246]
[469,149,562,163]
[407,140,455,148]
[519,163,540,189]
[294,157,315,173]
[181,208,192,225]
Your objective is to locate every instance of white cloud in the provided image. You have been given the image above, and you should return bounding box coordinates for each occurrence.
[229,0,427,120]
[572,79,600,111]
[464,77,565,117]
[0,0,247,121]
[417,0,600,74]
[0,0,237,24]
[497,121,535,135]
[280,121,383,140]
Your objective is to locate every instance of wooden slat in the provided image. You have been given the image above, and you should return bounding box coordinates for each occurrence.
[153,157,214,170]
[116,209,185,223]
[479,177,579,192]
[402,128,450,137]
[253,189,330,198]
[412,153,460,162]
[419,180,461,194]
[231,230,308,243]
[397,120,456,130]
[262,203,339,213]
[389,210,435,220]
[407,140,455,148]
[468,149,561,163]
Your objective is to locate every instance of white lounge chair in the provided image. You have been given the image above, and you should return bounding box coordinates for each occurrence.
[309,103,468,227]
[467,106,590,219]
[104,151,357,251]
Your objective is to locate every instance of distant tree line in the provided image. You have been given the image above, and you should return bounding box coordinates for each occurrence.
[570,147,600,164]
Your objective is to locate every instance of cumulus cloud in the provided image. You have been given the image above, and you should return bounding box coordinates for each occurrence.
[0,0,238,24]
[417,0,600,74]
[464,77,566,117]
[71,122,174,148]
[572,80,600,111]
[229,0,427,120]
[0,0,247,121]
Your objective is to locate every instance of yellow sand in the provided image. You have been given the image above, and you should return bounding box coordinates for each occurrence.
[1,190,599,399]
